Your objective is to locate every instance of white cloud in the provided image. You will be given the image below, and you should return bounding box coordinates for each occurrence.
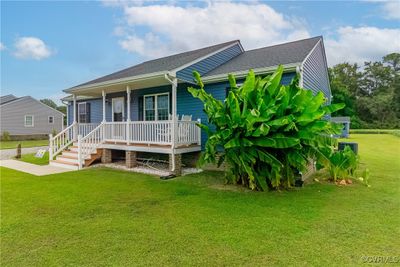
[325,26,400,66]
[13,37,54,60]
[0,42,5,51]
[381,1,400,20]
[112,2,310,58]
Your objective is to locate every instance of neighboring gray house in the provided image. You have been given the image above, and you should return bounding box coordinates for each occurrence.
[0,95,64,138]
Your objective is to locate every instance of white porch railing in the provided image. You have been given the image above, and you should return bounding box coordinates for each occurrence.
[49,122,75,160]
[50,119,201,167]
[78,123,100,137]
[103,120,201,146]
[78,123,104,169]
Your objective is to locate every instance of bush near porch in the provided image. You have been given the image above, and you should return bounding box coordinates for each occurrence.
[1,134,399,266]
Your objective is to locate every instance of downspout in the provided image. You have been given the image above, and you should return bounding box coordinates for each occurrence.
[165,73,177,172]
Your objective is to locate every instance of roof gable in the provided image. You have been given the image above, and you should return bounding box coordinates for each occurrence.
[0,94,18,105]
[204,36,322,77]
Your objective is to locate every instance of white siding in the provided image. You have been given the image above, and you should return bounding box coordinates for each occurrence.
[0,97,64,135]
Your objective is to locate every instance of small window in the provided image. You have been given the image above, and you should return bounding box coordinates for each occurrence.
[24,115,34,127]
[48,116,54,124]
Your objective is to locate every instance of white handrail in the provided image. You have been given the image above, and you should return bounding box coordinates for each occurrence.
[78,123,104,169]
[49,122,76,160]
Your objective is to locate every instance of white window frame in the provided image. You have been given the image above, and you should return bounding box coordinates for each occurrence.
[48,116,54,124]
[24,115,34,127]
[111,97,125,122]
[78,102,87,123]
[143,92,170,121]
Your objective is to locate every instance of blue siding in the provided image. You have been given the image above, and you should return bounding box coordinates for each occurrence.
[176,44,243,83]
[302,41,331,103]
[177,72,297,146]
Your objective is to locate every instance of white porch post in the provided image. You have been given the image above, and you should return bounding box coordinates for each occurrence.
[73,94,77,140]
[102,90,106,122]
[171,78,178,148]
[126,86,131,144]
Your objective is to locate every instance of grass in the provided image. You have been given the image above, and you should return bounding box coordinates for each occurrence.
[0,139,48,150]
[350,129,400,136]
[1,134,399,266]
[18,152,49,165]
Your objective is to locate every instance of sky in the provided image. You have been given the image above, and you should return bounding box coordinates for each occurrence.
[1,0,399,104]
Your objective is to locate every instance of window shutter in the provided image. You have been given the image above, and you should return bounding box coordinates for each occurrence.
[86,103,91,123]
[138,96,143,121]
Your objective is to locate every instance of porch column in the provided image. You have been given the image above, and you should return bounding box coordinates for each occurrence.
[102,90,106,122]
[73,94,77,140]
[126,86,131,145]
[171,78,178,147]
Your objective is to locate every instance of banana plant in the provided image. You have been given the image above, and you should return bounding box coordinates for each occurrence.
[188,66,345,190]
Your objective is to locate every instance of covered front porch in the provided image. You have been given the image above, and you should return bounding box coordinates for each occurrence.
[50,73,202,172]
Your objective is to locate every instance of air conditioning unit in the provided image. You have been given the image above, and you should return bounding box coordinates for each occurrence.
[338,142,358,155]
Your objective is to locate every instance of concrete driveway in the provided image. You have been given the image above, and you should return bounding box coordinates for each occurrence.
[0,146,48,160]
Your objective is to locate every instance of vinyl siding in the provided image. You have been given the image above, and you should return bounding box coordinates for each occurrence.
[302,41,331,103]
[0,97,64,135]
[176,44,243,83]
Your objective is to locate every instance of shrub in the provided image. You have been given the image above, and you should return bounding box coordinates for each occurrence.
[1,131,11,141]
[188,66,344,191]
[320,146,359,182]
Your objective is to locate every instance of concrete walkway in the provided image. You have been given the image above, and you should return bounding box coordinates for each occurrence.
[0,159,72,176]
[0,146,48,160]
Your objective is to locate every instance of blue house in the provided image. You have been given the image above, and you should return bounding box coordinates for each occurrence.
[51,36,331,173]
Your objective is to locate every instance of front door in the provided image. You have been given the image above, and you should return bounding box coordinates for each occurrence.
[112,97,124,122]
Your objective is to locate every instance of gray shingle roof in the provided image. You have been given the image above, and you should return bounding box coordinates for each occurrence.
[73,40,240,88]
[204,36,322,77]
[0,95,18,105]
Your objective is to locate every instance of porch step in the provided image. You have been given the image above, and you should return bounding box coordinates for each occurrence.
[56,155,80,164]
[49,160,79,170]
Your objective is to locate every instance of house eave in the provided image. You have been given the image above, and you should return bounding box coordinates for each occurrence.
[202,63,301,84]
[63,71,169,95]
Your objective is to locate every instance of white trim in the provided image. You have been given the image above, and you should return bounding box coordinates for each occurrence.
[301,39,321,67]
[64,71,167,93]
[24,115,34,127]
[48,116,54,124]
[202,63,300,84]
[102,90,106,122]
[143,92,170,121]
[170,41,243,74]
[78,102,87,123]
[111,97,125,122]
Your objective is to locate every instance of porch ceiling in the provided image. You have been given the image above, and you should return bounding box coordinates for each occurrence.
[64,74,171,97]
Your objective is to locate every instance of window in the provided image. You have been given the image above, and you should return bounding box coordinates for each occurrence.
[78,102,90,123]
[24,115,34,127]
[48,116,54,124]
[144,93,169,121]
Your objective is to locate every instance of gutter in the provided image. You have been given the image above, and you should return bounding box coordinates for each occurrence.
[201,63,300,84]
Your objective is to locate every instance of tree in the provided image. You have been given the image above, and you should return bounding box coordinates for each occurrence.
[40,99,58,110]
[329,53,400,129]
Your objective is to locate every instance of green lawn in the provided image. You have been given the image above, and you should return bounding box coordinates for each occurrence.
[1,134,399,266]
[18,152,49,165]
[0,139,48,150]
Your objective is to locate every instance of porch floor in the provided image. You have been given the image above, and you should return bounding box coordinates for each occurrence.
[100,141,201,154]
